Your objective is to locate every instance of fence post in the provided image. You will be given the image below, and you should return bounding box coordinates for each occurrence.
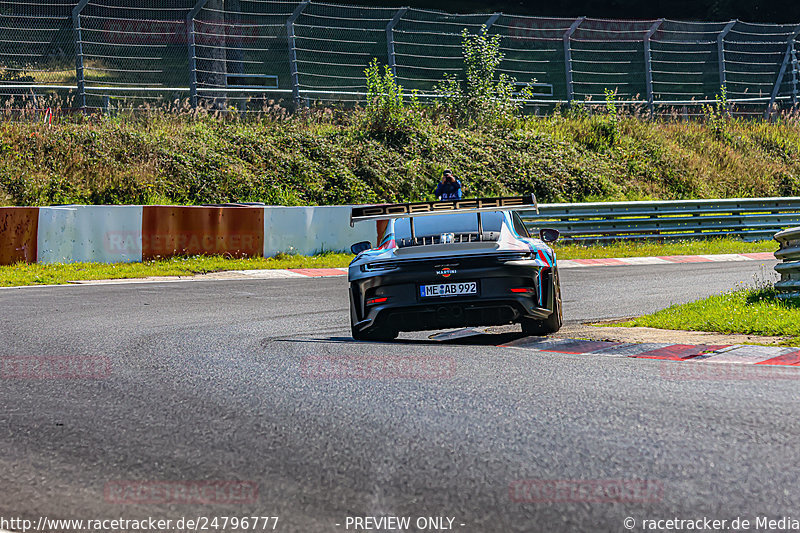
[483,12,501,33]
[287,0,310,106]
[386,7,408,76]
[187,0,210,108]
[792,40,799,107]
[644,19,663,115]
[717,20,736,92]
[71,0,90,111]
[29,91,38,121]
[563,17,584,105]
[765,28,800,118]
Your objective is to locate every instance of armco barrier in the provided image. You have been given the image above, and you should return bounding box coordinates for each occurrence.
[774,227,800,299]
[521,197,800,243]
[0,207,38,264]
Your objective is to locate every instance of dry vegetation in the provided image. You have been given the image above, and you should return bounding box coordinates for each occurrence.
[1,98,800,207]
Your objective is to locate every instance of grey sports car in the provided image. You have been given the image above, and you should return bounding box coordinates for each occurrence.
[348,196,562,341]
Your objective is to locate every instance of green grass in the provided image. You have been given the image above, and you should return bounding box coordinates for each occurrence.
[0,252,352,287]
[616,286,800,346]
[552,237,778,259]
[3,110,800,207]
[0,237,775,287]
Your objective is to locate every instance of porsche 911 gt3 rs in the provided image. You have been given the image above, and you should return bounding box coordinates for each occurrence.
[348,195,562,341]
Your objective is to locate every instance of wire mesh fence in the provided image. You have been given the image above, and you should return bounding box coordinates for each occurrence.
[1,0,76,91]
[293,1,397,102]
[79,0,194,110]
[1,0,799,115]
[193,0,297,108]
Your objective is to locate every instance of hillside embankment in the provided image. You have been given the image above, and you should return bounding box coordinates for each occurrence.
[2,111,799,206]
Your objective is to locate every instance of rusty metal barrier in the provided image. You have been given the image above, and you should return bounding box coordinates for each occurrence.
[141,206,264,260]
[0,207,39,265]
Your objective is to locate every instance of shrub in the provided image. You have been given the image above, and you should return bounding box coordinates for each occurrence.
[703,85,730,141]
[434,27,532,128]
[361,59,419,144]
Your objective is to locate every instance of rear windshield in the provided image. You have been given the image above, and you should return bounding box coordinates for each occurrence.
[394,212,505,240]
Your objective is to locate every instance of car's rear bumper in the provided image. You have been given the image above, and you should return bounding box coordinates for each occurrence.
[355,297,551,333]
[350,260,554,333]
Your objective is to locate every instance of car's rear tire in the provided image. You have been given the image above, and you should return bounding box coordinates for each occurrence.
[521,268,563,336]
[351,326,399,342]
[350,301,398,341]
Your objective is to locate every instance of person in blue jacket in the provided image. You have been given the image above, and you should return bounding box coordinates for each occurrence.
[435,169,463,200]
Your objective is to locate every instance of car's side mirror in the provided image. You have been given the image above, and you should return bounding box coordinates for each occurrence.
[539,228,560,243]
[350,241,372,255]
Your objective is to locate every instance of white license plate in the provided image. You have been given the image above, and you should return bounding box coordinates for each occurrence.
[420,281,477,298]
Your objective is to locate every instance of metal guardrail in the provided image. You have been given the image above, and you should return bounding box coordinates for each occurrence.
[774,226,800,299]
[521,197,800,243]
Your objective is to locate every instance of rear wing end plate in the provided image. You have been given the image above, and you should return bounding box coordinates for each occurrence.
[350,194,538,226]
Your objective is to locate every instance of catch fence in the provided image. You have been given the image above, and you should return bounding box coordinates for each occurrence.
[1,0,799,115]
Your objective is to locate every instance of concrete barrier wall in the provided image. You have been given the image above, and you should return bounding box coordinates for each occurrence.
[5,198,799,265]
[0,204,375,265]
[37,206,143,264]
[262,206,375,257]
[0,207,39,264]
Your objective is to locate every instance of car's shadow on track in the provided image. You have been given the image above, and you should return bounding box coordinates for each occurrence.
[276,328,533,347]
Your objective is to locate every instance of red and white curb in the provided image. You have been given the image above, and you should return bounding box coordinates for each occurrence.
[501,337,800,367]
[557,252,775,269]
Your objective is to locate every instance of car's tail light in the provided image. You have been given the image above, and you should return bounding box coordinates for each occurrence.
[497,252,533,262]
[366,296,389,305]
[362,261,398,272]
[510,288,533,294]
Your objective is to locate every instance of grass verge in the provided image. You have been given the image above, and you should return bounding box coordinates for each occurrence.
[615,286,800,346]
[0,252,352,287]
[0,237,776,287]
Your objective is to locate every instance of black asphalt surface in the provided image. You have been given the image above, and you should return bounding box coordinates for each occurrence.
[2,260,800,533]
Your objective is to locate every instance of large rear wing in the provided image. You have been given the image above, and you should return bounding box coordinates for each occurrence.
[350,194,538,226]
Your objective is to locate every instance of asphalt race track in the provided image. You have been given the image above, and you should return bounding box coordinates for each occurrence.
[2,260,800,533]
